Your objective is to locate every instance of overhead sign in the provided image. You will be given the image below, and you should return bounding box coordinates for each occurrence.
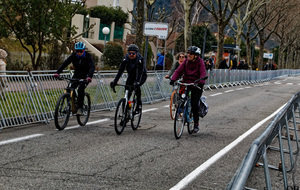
[143,22,169,39]
[263,53,273,59]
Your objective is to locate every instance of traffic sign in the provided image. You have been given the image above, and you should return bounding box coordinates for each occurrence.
[263,53,273,59]
[143,22,169,39]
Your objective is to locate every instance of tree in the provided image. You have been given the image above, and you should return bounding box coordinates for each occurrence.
[252,0,287,70]
[273,0,300,69]
[191,25,217,54]
[228,0,266,64]
[0,0,86,70]
[136,0,144,50]
[180,0,197,50]
[175,25,217,54]
[198,0,248,68]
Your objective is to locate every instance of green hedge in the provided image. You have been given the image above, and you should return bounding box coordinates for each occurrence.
[89,6,128,27]
[101,41,124,68]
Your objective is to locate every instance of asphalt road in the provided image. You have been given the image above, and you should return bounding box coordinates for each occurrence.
[1,75,300,190]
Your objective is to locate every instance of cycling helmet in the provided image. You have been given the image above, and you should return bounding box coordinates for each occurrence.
[127,44,139,52]
[75,42,86,50]
[195,47,201,55]
[187,46,199,54]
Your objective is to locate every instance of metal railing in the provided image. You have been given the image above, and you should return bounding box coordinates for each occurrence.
[0,69,300,129]
[226,90,300,189]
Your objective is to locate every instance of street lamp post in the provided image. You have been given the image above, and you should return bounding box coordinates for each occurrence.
[202,22,209,59]
[102,27,110,48]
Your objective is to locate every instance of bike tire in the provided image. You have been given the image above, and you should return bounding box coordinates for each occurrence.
[114,98,127,135]
[131,101,142,130]
[174,101,185,139]
[170,91,179,120]
[76,92,91,126]
[54,93,71,130]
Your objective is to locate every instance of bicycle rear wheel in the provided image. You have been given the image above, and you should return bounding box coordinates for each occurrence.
[131,101,142,130]
[114,98,127,135]
[54,93,71,130]
[77,92,91,126]
[170,91,179,120]
[174,101,185,139]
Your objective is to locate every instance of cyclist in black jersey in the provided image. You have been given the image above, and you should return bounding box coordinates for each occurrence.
[54,42,95,115]
[110,44,147,114]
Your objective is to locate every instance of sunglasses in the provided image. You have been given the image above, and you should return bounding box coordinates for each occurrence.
[76,50,83,53]
[187,52,195,55]
[128,52,136,55]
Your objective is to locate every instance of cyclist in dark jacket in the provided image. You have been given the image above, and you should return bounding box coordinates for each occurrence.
[170,46,206,133]
[54,42,95,115]
[110,44,147,113]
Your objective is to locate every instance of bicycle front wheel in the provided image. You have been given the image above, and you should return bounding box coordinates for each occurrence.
[77,92,91,126]
[131,102,142,130]
[114,98,127,135]
[170,91,179,120]
[174,101,185,139]
[54,93,71,130]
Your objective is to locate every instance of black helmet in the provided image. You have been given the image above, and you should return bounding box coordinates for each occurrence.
[187,46,199,55]
[127,44,139,52]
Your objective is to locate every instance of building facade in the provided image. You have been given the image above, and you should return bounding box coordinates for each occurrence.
[72,0,133,45]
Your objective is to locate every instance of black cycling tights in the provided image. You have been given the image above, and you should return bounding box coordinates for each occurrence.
[71,81,88,108]
[189,83,204,125]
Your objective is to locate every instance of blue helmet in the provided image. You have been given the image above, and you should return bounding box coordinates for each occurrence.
[75,42,86,50]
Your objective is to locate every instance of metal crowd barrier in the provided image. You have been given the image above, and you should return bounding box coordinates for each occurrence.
[226,90,300,189]
[0,69,300,129]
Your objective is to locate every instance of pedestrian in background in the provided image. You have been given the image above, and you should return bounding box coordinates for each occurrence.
[209,53,215,69]
[155,50,165,70]
[218,57,229,69]
[229,55,238,70]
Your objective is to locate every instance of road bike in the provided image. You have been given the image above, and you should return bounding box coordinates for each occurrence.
[111,84,142,135]
[54,77,91,130]
[174,76,208,139]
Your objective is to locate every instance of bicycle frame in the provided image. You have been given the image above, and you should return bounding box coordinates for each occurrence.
[121,85,137,120]
[60,77,88,114]
[179,84,193,123]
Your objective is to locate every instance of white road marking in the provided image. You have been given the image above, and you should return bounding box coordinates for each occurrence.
[209,93,223,97]
[0,134,44,146]
[164,105,170,108]
[286,83,293,85]
[86,118,110,125]
[65,125,80,130]
[65,118,110,130]
[245,86,252,89]
[224,90,234,93]
[65,109,158,130]
[236,88,244,90]
[142,108,158,113]
[170,103,287,190]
